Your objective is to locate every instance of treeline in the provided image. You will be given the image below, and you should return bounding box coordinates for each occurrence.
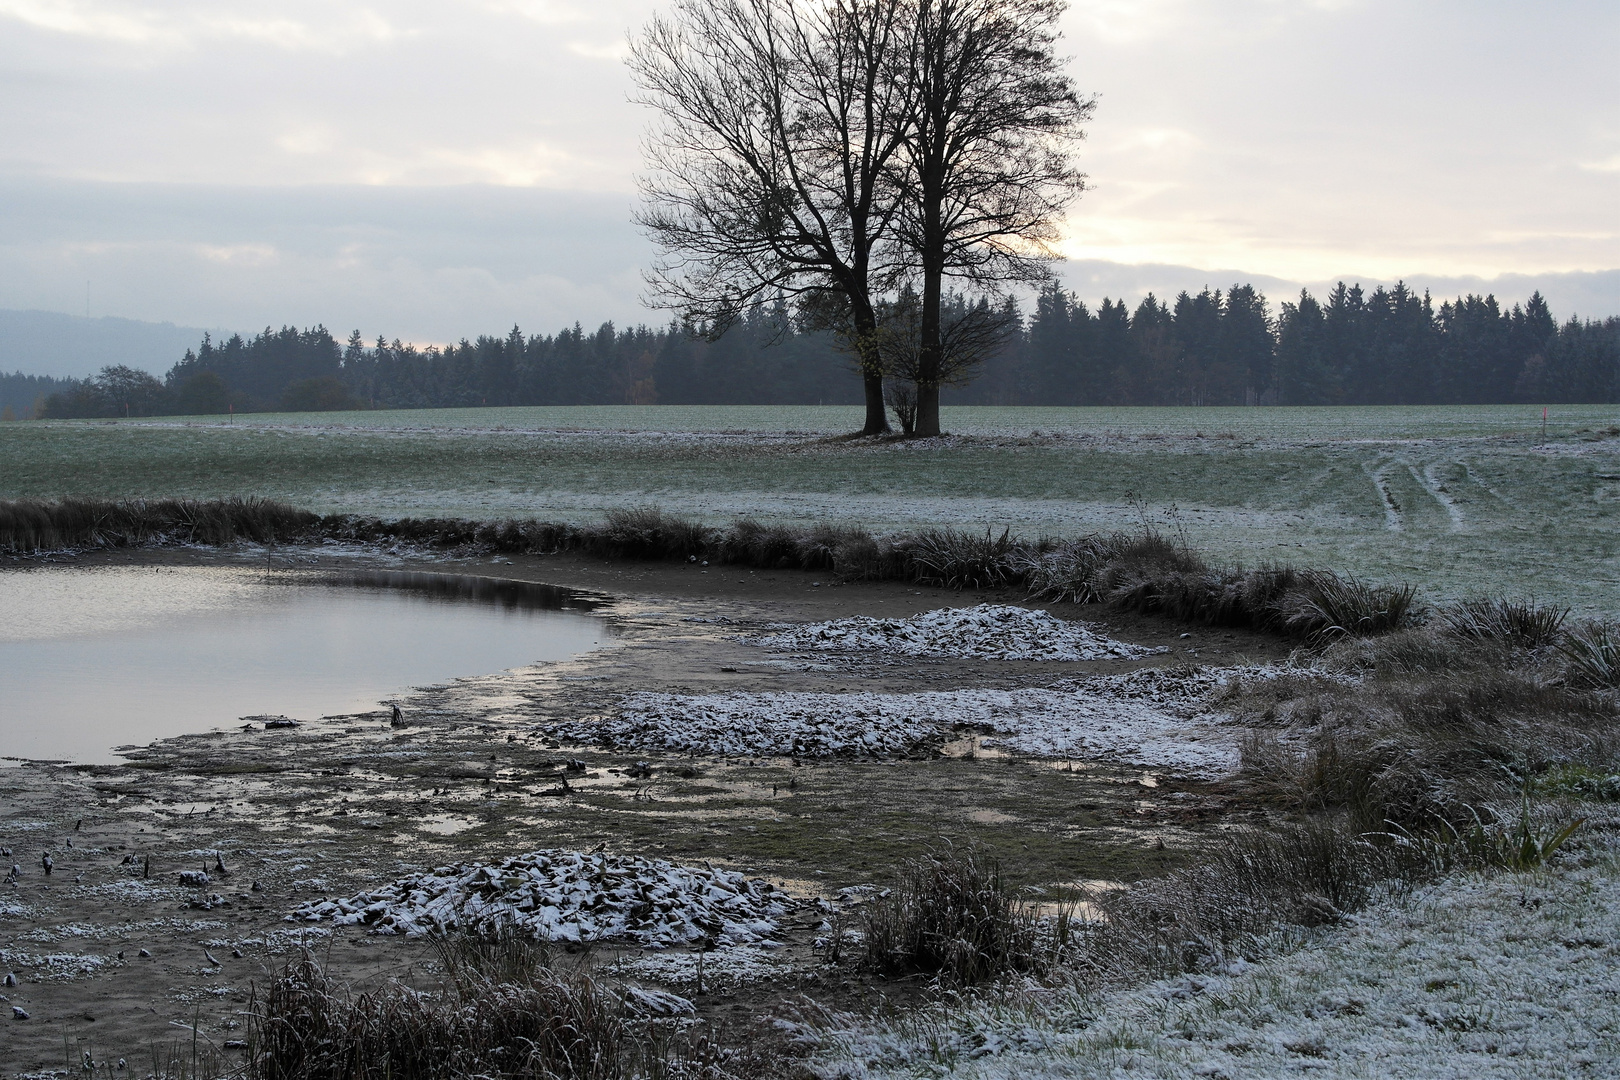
[34,283,1620,418]
[964,283,1620,407]
[0,371,72,420]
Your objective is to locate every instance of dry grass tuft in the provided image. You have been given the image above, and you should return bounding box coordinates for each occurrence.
[0,496,317,552]
[1562,621,1620,689]
[246,931,755,1080]
[862,846,1055,986]
[1078,821,1425,981]
[1443,596,1569,648]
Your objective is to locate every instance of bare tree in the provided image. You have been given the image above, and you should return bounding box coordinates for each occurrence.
[631,0,915,435]
[871,286,1016,433]
[896,0,1093,435]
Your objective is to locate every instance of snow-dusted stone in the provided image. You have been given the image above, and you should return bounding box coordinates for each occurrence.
[755,604,1166,661]
[288,850,792,947]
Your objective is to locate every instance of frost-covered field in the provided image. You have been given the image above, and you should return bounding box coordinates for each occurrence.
[811,836,1620,1080]
[5,404,1619,613]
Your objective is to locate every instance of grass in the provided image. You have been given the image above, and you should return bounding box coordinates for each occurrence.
[1442,596,1569,647]
[0,495,316,552]
[4,404,1619,618]
[861,846,1055,986]
[1561,620,1620,688]
[246,933,752,1080]
[0,497,1420,644]
[1232,619,1620,832]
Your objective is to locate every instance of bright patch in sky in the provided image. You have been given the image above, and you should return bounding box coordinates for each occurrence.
[0,0,1614,341]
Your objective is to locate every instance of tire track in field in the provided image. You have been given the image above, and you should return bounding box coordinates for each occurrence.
[1363,457,1403,531]
[1457,459,1514,509]
[1417,461,1466,531]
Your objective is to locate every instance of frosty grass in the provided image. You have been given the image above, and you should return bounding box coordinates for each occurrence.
[809,833,1620,1080]
[756,604,1166,662]
[544,668,1246,777]
[291,849,792,947]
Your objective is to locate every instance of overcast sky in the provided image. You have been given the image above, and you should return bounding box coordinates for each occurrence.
[1,0,1616,353]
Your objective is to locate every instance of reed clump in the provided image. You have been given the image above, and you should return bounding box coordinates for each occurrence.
[2,496,1425,644]
[248,930,747,1080]
[861,846,1053,986]
[0,496,317,552]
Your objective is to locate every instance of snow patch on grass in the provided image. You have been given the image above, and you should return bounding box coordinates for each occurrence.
[612,945,788,989]
[811,846,1620,1079]
[290,849,793,948]
[756,605,1166,662]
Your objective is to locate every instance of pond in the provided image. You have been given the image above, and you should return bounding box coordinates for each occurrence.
[0,565,610,765]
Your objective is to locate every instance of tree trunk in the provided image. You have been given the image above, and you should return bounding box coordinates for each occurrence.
[860,368,890,434]
[914,257,944,436]
[913,382,940,436]
[851,303,890,436]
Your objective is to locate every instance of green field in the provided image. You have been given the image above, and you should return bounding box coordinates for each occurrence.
[5,403,1619,614]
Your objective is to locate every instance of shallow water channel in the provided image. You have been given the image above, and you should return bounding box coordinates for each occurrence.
[0,565,609,764]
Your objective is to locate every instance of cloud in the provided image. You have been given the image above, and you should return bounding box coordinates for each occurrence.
[0,0,408,53]
[0,0,1614,327]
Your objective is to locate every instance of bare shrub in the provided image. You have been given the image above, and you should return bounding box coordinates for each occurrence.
[862,846,1053,985]
[1443,596,1569,648]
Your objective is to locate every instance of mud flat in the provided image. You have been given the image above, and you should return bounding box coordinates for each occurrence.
[0,545,1292,1075]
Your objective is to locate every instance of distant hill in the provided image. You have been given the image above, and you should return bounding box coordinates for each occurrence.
[0,309,221,379]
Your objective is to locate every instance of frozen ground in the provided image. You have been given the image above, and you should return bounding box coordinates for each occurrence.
[756,605,1165,662]
[291,849,793,947]
[810,835,1620,1079]
[543,667,1253,777]
[8,404,1619,615]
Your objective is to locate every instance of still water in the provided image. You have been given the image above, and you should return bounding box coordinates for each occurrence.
[0,566,609,764]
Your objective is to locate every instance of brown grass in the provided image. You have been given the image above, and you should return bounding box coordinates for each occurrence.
[861,846,1058,986]
[246,932,758,1080]
[3,498,1421,643]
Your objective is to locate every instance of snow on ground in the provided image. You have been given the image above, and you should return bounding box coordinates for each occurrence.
[290,849,793,948]
[612,944,788,989]
[755,605,1166,662]
[810,841,1620,1079]
[544,668,1251,777]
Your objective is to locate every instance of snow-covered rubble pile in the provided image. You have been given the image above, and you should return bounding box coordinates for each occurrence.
[546,692,939,757]
[289,850,792,947]
[546,668,1257,776]
[756,604,1165,661]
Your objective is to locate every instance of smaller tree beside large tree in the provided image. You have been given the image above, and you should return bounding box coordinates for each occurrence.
[894,0,1092,434]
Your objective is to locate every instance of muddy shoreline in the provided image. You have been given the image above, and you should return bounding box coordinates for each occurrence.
[0,546,1290,1075]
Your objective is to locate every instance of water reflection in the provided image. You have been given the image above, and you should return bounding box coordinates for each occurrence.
[0,566,610,765]
[317,570,601,613]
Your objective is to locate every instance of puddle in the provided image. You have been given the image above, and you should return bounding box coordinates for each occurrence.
[417,814,481,836]
[0,566,610,765]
